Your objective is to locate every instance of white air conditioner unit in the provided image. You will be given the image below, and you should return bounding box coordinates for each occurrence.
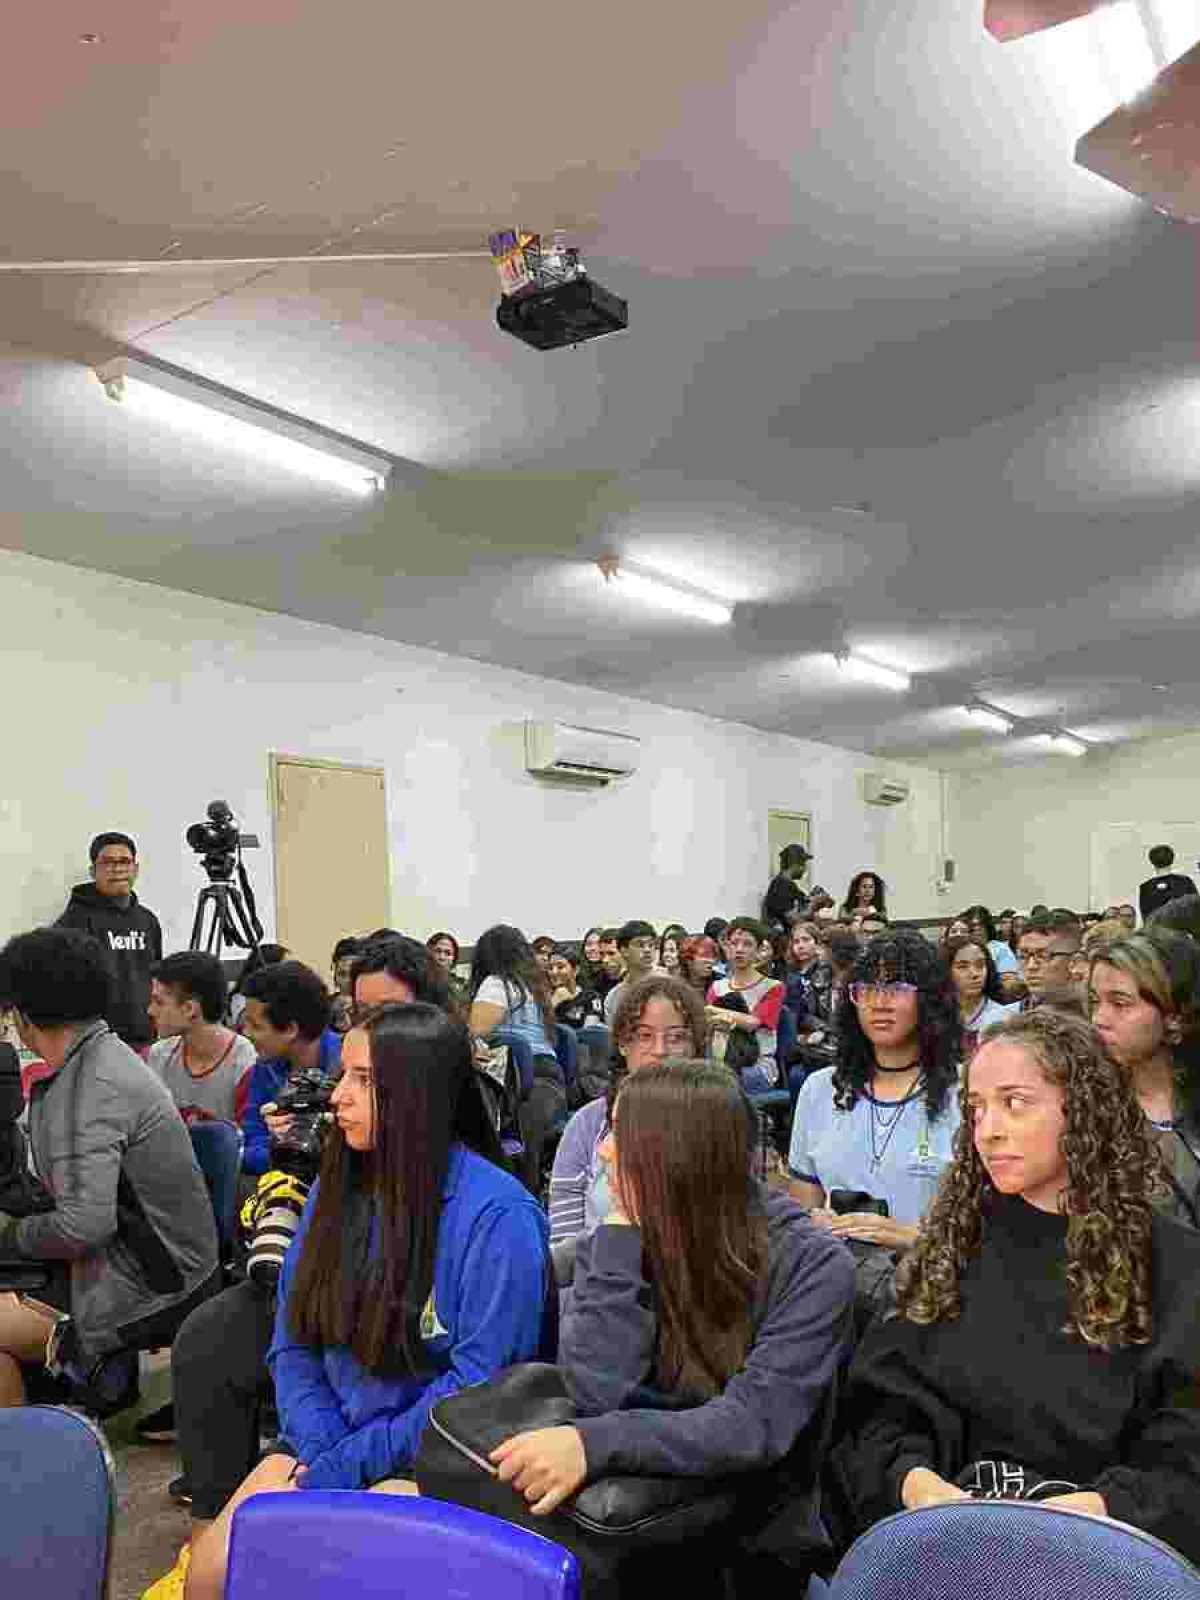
[863,772,910,807]
[524,721,641,785]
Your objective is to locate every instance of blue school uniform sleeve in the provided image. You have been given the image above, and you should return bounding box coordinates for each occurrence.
[298,1198,548,1490]
[267,1186,351,1463]
[241,1059,284,1176]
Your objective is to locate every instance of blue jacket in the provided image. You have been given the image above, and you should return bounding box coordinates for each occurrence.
[268,1142,549,1490]
[241,1030,343,1176]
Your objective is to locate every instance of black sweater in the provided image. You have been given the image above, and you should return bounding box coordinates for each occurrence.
[56,884,163,1046]
[836,1193,1200,1563]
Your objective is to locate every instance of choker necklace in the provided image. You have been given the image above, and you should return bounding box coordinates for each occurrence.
[874,1058,920,1074]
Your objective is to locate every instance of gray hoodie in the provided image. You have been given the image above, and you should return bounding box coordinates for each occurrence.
[13,1021,217,1358]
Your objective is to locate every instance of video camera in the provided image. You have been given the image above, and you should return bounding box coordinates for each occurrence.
[185,799,259,884]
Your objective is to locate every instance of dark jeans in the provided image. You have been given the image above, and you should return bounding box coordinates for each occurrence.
[173,1276,278,1520]
[520,1055,567,1191]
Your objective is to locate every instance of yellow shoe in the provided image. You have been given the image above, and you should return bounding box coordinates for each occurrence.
[142,1542,191,1600]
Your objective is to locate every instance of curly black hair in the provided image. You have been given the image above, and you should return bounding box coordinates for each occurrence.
[832,929,961,1121]
[897,1007,1161,1349]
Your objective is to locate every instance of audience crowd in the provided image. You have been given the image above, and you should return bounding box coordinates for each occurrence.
[1,834,1200,1597]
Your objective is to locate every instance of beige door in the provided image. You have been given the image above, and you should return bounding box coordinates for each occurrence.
[767,809,813,890]
[272,756,391,978]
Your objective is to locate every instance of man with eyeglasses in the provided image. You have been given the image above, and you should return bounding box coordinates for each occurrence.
[602,920,664,1025]
[56,831,163,1052]
[1016,918,1080,1011]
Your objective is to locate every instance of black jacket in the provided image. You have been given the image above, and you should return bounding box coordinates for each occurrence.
[56,884,163,1046]
[763,873,808,930]
[1140,872,1197,920]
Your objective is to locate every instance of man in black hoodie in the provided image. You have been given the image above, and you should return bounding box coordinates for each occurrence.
[56,832,163,1050]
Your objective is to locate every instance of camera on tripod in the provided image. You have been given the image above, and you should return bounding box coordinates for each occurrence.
[241,1069,337,1288]
[186,800,255,883]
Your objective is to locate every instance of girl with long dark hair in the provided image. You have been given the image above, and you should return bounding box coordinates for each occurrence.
[834,1009,1200,1563]
[788,930,961,1252]
[493,1062,854,1571]
[468,924,564,1189]
[960,903,1023,998]
[942,934,1015,1060]
[841,872,887,921]
[186,1004,549,1600]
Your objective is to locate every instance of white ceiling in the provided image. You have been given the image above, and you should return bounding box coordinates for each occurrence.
[4,0,1200,766]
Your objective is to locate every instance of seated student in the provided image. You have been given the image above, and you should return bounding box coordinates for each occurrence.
[493,1061,855,1581]
[181,1003,549,1600]
[147,953,259,1125]
[788,930,961,1251]
[549,947,605,1031]
[679,934,719,998]
[659,924,688,980]
[147,936,448,1558]
[1089,927,1200,1228]
[591,929,626,1004]
[226,943,289,1031]
[833,1009,1200,1565]
[842,872,887,922]
[602,921,664,1025]
[705,917,785,1090]
[239,961,343,1177]
[943,936,1016,1062]
[548,977,707,1247]
[960,905,1023,1000]
[329,937,362,1034]
[426,931,468,1012]
[468,925,564,1191]
[0,929,218,1407]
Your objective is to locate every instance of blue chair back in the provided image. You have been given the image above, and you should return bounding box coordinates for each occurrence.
[190,1119,243,1254]
[490,1029,536,1098]
[577,1023,611,1055]
[0,1405,115,1600]
[826,1502,1200,1600]
[554,1025,579,1095]
[227,1489,579,1600]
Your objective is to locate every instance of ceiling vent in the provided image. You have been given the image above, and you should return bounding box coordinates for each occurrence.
[524,721,641,785]
[863,773,911,807]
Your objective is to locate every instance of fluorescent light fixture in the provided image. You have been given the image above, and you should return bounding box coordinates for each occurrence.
[832,651,911,693]
[1052,730,1089,756]
[595,557,732,625]
[965,702,1014,733]
[94,357,392,497]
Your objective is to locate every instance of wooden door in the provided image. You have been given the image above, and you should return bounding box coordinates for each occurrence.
[272,756,391,978]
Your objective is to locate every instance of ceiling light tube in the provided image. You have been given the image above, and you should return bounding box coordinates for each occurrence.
[94,357,392,496]
[965,702,1014,733]
[595,557,732,625]
[832,651,911,693]
[1052,730,1089,756]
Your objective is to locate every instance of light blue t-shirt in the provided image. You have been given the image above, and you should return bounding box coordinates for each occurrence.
[989,940,1019,976]
[787,1066,960,1226]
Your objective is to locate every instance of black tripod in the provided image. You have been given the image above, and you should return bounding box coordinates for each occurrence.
[188,878,261,961]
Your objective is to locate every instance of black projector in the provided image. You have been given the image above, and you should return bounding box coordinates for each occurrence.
[496,276,628,351]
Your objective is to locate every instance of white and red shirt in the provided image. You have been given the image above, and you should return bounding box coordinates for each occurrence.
[707,974,785,1084]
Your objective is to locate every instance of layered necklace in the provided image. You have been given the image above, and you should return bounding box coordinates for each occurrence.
[868,1060,922,1172]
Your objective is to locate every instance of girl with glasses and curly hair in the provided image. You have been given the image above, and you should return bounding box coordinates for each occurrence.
[788,930,962,1255]
[833,1007,1200,1564]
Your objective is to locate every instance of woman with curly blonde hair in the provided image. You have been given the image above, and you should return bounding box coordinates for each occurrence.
[834,1007,1200,1565]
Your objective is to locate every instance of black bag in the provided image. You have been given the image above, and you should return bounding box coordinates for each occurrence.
[415,1364,764,1598]
[826,1192,897,1334]
[710,992,761,1079]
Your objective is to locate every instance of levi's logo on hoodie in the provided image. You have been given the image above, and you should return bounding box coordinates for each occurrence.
[108,930,147,952]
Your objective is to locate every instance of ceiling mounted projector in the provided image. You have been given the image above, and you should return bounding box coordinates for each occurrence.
[489,229,628,351]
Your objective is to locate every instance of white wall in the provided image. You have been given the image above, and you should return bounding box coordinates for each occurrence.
[948,733,1200,914]
[0,549,947,952]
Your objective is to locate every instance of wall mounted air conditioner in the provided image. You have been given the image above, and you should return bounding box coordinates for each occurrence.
[863,772,910,807]
[524,721,641,785]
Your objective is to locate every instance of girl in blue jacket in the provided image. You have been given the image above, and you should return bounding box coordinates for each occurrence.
[186,1002,549,1600]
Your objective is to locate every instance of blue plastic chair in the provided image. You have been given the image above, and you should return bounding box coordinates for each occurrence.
[490,1028,535,1098]
[227,1489,579,1600]
[190,1118,244,1257]
[820,1501,1200,1600]
[554,1024,579,1099]
[0,1404,115,1600]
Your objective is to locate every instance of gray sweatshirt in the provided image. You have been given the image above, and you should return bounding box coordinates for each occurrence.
[13,1021,218,1358]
